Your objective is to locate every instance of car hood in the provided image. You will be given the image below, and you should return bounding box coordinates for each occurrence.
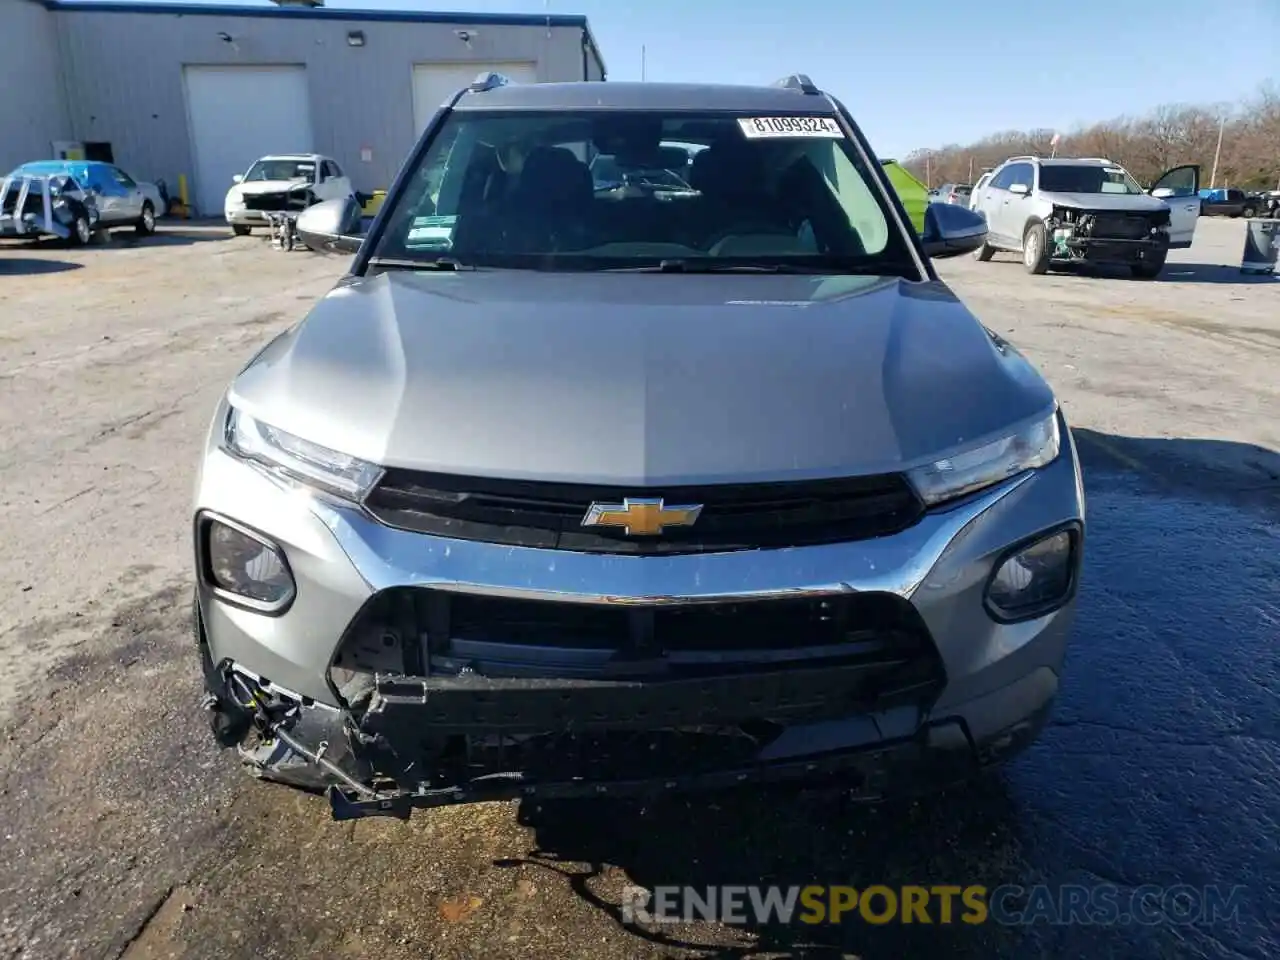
[1040,191,1168,213]
[229,271,1057,485]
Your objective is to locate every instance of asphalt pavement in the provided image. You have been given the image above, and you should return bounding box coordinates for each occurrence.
[0,217,1275,959]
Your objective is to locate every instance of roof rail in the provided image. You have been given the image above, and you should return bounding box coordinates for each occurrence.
[774,73,819,95]
[468,71,511,93]
[1005,155,1038,162]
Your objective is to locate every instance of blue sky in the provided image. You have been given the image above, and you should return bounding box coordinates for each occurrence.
[100,0,1277,157]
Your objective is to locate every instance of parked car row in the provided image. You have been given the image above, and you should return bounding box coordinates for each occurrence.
[1197,187,1280,218]
[928,182,973,206]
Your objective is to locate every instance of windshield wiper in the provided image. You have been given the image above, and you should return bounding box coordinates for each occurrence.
[603,258,916,277]
[606,259,810,274]
[366,256,470,271]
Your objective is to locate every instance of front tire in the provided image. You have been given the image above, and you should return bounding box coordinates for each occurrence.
[1022,222,1050,275]
[231,224,252,237]
[1241,205,1256,219]
[973,239,995,262]
[1130,252,1167,279]
[135,201,156,236]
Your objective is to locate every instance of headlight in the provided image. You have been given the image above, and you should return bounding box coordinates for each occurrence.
[224,406,382,501]
[908,411,1060,506]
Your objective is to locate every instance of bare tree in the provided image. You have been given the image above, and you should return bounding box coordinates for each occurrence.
[902,84,1280,190]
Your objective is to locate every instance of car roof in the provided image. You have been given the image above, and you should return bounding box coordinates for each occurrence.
[15,160,103,171]
[1038,158,1121,167]
[258,154,323,161]
[454,80,840,114]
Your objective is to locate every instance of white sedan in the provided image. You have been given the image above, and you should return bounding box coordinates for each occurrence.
[223,155,353,235]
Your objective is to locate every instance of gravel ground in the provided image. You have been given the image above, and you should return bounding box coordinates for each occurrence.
[0,217,1276,960]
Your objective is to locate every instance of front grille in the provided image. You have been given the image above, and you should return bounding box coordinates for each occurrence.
[364,470,925,554]
[331,587,942,681]
[446,591,912,655]
[1089,211,1163,240]
[242,190,313,212]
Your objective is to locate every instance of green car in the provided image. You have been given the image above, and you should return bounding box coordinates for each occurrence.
[880,159,929,235]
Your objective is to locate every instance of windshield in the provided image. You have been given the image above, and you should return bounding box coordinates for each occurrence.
[244,159,316,183]
[369,109,917,274]
[1038,164,1144,195]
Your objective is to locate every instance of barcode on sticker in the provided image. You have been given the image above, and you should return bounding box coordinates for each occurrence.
[738,116,843,139]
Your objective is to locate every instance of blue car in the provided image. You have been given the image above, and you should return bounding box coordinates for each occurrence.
[7,160,164,235]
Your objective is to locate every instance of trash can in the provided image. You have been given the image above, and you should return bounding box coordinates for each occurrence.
[1240,218,1280,275]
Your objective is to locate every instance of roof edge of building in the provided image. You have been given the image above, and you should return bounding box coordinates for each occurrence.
[39,1,590,31]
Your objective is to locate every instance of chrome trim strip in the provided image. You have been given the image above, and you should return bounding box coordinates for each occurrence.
[310,473,1032,605]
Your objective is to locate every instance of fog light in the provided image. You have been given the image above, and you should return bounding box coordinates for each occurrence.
[205,518,295,610]
[985,527,1077,621]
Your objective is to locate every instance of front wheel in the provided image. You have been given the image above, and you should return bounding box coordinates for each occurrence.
[1241,206,1256,219]
[1130,253,1167,279]
[973,239,995,262]
[1022,222,1050,275]
[231,224,252,237]
[135,201,156,236]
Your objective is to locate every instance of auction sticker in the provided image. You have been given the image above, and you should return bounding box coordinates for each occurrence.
[738,116,843,139]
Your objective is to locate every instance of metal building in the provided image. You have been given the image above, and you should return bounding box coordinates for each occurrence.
[0,0,606,214]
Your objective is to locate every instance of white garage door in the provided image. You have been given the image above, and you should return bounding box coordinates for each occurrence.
[412,61,538,135]
[184,65,314,215]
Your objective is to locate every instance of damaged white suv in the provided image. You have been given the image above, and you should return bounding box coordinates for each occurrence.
[970,156,1201,278]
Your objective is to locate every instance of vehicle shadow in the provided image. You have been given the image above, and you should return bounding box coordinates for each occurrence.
[105,225,232,248]
[501,776,1030,958]
[1152,262,1277,284]
[0,256,83,275]
[1064,262,1275,284]
[494,430,1278,959]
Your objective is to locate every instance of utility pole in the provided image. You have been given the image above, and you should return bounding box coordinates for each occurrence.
[925,153,931,188]
[1209,111,1226,189]
[968,156,973,183]
[641,45,646,81]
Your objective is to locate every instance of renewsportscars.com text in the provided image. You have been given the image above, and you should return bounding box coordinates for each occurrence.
[621,884,1247,927]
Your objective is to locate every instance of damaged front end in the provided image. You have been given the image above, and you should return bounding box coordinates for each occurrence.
[242,184,317,214]
[1043,205,1171,265]
[198,588,992,821]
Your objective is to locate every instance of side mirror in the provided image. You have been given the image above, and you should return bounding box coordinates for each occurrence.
[232,174,244,184]
[1150,187,1174,199]
[921,202,988,259]
[296,195,365,255]
[1009,183,1030,196]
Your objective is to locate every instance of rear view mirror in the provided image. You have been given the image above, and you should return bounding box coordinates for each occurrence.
[921,203,988,258]
[1009,183,1030,196]
[231,174,244,184]
[295,195,365,255]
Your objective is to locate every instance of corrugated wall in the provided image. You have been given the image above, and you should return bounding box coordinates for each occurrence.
[52,8,600,199]
[0,0,71,172]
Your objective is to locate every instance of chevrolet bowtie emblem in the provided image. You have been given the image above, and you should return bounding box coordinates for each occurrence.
[581,497,703,537]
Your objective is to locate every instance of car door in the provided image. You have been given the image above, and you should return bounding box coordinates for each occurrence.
[975,166,1011,242]
[326,160,352,200]
[998,162,1036,244]
[970,172,992,211]
[91,166,138,223]
[1149,164,1200,249]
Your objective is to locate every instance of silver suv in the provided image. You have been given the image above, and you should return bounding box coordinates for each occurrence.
[970,156,1202,278]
